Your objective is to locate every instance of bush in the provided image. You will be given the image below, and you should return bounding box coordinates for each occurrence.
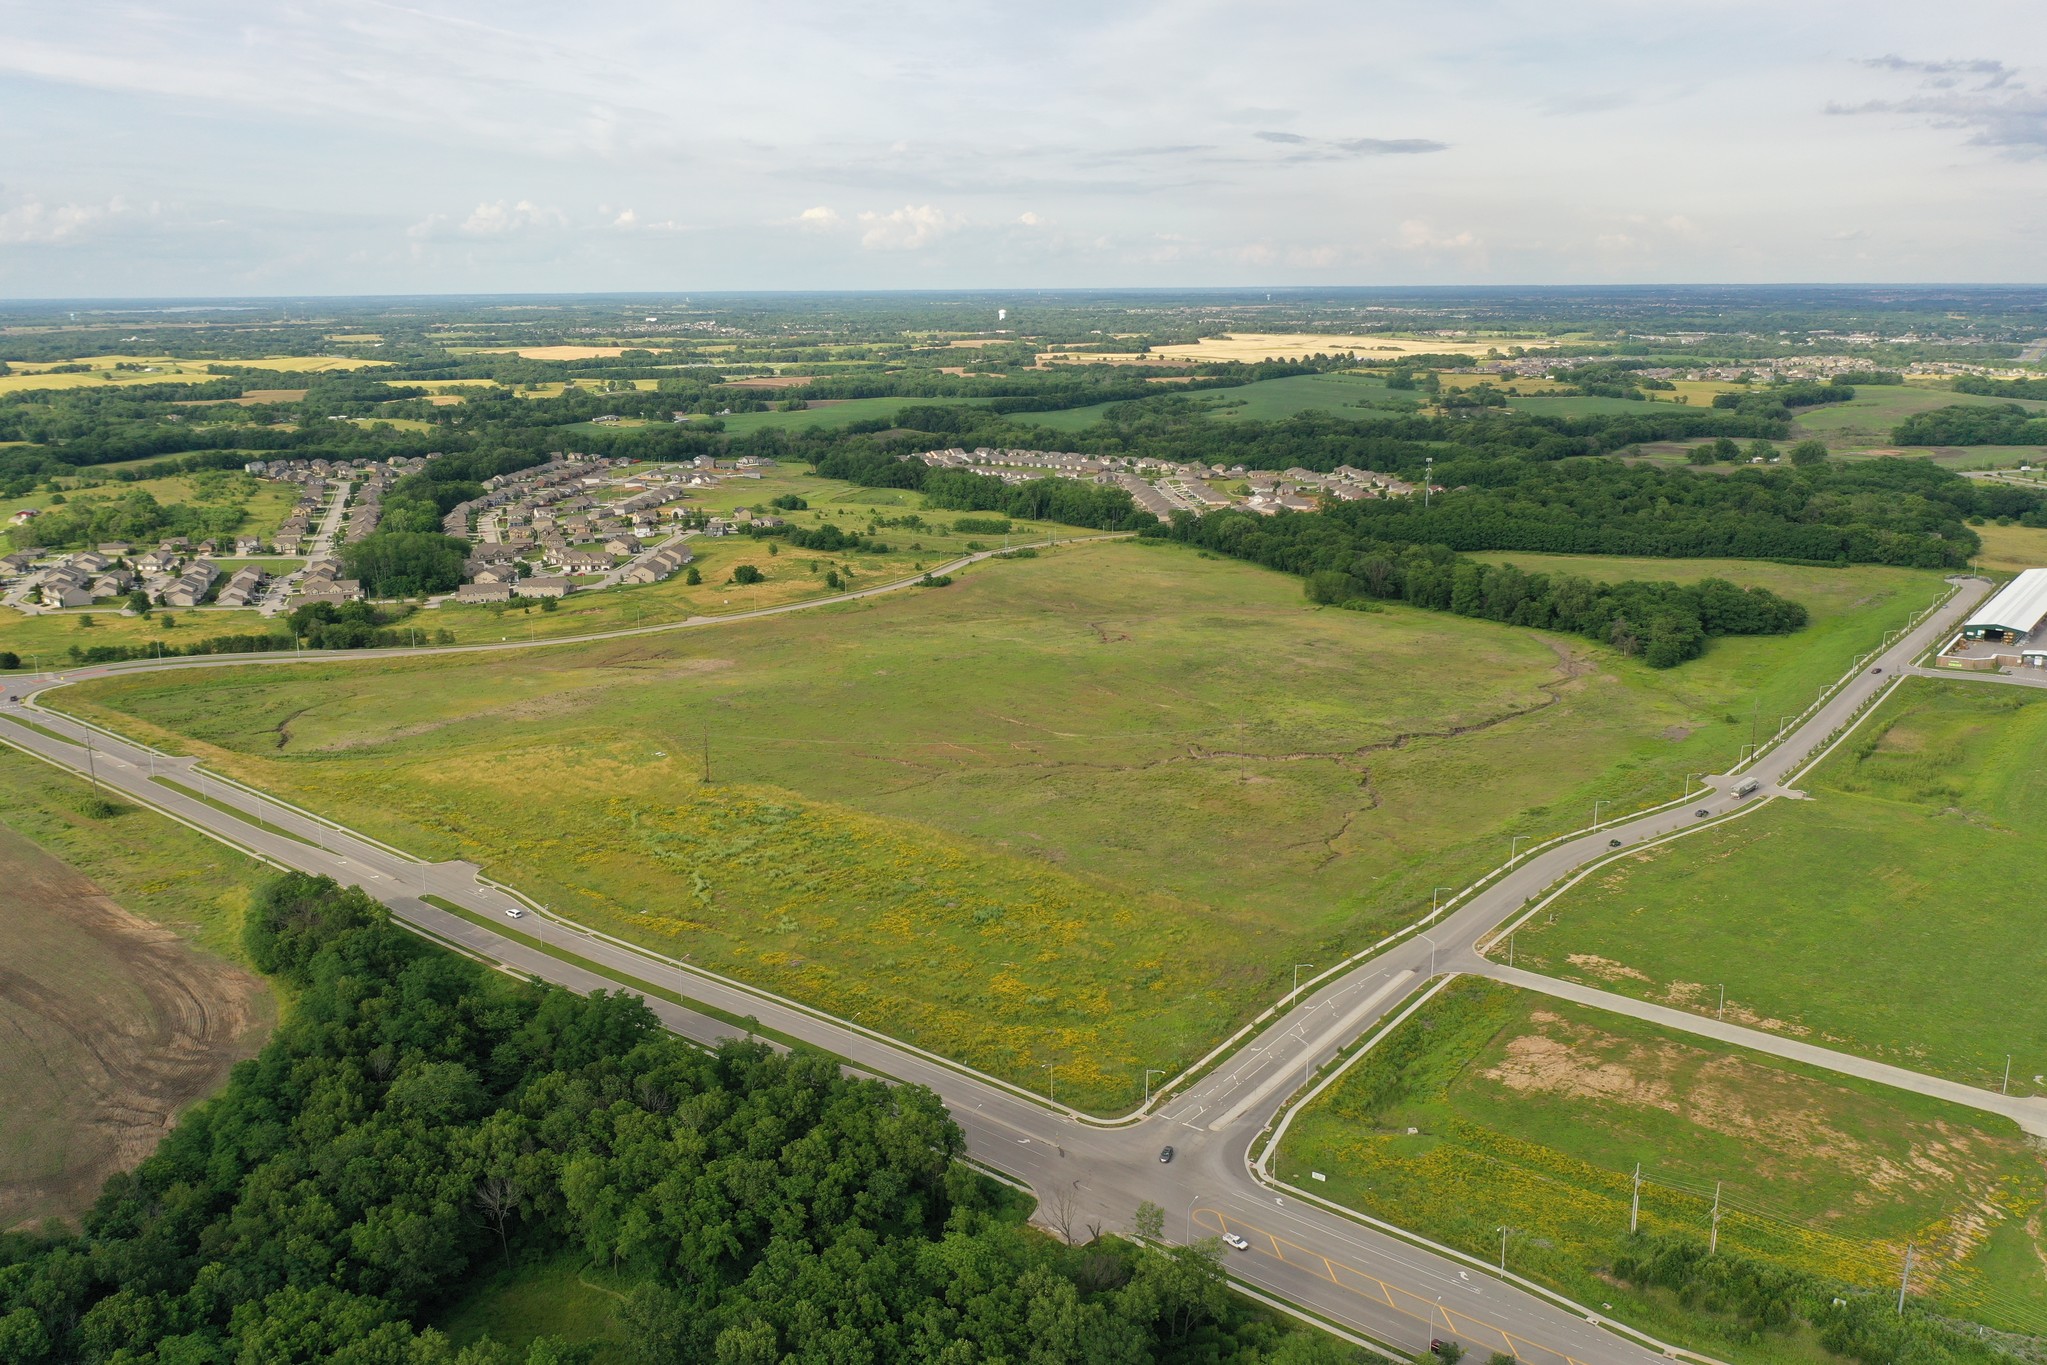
[0,651,18,670]
[729,563,764,585]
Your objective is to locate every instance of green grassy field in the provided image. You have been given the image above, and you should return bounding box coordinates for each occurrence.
[1791,385,2047,452]
[1277,979,2047,1354]
[0,743,269,969]
[1021,371,1416,433]
[434,1253,632,1363]
[705,395,994,435]
[1973,521,2047,574]
[1506,394,1678,418]
[5,469,298,538]
[51,543,1945,1111]
[1509,679,2047,1095]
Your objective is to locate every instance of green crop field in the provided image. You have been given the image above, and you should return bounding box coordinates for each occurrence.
[52,544,1944,1111]
[1277,979,2047,1356]
[1508,678,2047,1095]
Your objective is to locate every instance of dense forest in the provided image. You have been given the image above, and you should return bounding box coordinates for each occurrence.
[1892,403,2047,447]
[0,875,1362,1365]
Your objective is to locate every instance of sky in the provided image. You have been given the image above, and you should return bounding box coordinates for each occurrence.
[2,1,2044,296]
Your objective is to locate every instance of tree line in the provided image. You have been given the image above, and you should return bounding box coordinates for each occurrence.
[1155,513,1806,668]
[1892,403,2047,447]
[0,874,1361,1364]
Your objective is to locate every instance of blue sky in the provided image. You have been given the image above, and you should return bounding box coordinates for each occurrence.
[2,1,2043,295]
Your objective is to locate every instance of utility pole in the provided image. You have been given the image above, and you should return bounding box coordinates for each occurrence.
[1629,1163,1642,1235]
[84,734,101,797]
[1898,1244,1915,1314]
[1710,1181,1722,1255]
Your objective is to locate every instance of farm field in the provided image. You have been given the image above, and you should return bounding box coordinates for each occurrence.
[1972,520,2047,574]
[0,354,386,395]
[0,743,274,1229]
[1504,679,2047,1096]
[1276,979,2047,1353]
[55,543,1943,1111]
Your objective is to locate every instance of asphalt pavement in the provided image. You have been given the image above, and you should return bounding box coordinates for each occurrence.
[0,570,1996,1365]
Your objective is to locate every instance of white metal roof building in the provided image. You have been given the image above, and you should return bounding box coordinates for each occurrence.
[1963,567,2047,641]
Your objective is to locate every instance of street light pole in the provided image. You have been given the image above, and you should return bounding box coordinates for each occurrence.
[1144,1069,1165,1107]
[1592,799,1607,831]
[1291,963,1314,1007]
[1432,886,1452,918]
[1509,835,1529,866]
[1042,1063,1057,1106]
[1420,933,1438,978]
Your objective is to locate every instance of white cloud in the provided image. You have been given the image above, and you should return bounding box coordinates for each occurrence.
[1018,211,1042,227]
[0,195,133,245]
[460,200,564,235]
[612,208,638,228]
[794,205,841,230]
[1399,220,1480,252]
[856,203,956,250]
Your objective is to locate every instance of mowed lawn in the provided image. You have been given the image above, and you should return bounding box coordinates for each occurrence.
[1511,679,2047,1095]
[1277,979,2047,1351]
[54,544,1944,1111]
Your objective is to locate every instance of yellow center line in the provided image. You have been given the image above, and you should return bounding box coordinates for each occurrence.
[1193,1207,1597,1365]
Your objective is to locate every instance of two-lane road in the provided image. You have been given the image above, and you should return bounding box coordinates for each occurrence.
[0,571,1994,1364]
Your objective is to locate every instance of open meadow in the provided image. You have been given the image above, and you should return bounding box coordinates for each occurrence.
[0,743,274,1229]
[1504,678,2047,1095]
[1023,371,1417,432]
[53,541,1945,1110]
[1972,520,2047,574]
[1790,384,2047,452]
[1277,978,2047,1355]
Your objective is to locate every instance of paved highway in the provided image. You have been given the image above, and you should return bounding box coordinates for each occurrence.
[0,569,1995,1363]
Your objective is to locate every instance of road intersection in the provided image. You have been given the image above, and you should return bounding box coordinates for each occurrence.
[0,568,2003,1364]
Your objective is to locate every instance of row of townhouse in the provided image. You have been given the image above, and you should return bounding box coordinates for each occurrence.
[214,564,268,607]
[291,559,363,607]
[620,541,693,585]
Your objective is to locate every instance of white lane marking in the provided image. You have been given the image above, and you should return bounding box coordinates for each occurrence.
[1208,970,1417,1131]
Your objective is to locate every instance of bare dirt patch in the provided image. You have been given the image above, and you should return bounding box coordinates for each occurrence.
[0,827,272,1229]
[1564,953,1652,983]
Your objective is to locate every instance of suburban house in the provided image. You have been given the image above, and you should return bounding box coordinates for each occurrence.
[454,581,514,603]
[512,576,572,599]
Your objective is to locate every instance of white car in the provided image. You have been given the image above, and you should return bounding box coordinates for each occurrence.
[1222,1233,1250,1251]
[505,907,525,919]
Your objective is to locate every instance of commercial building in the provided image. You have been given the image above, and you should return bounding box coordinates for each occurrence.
[1961,568,2047,643]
